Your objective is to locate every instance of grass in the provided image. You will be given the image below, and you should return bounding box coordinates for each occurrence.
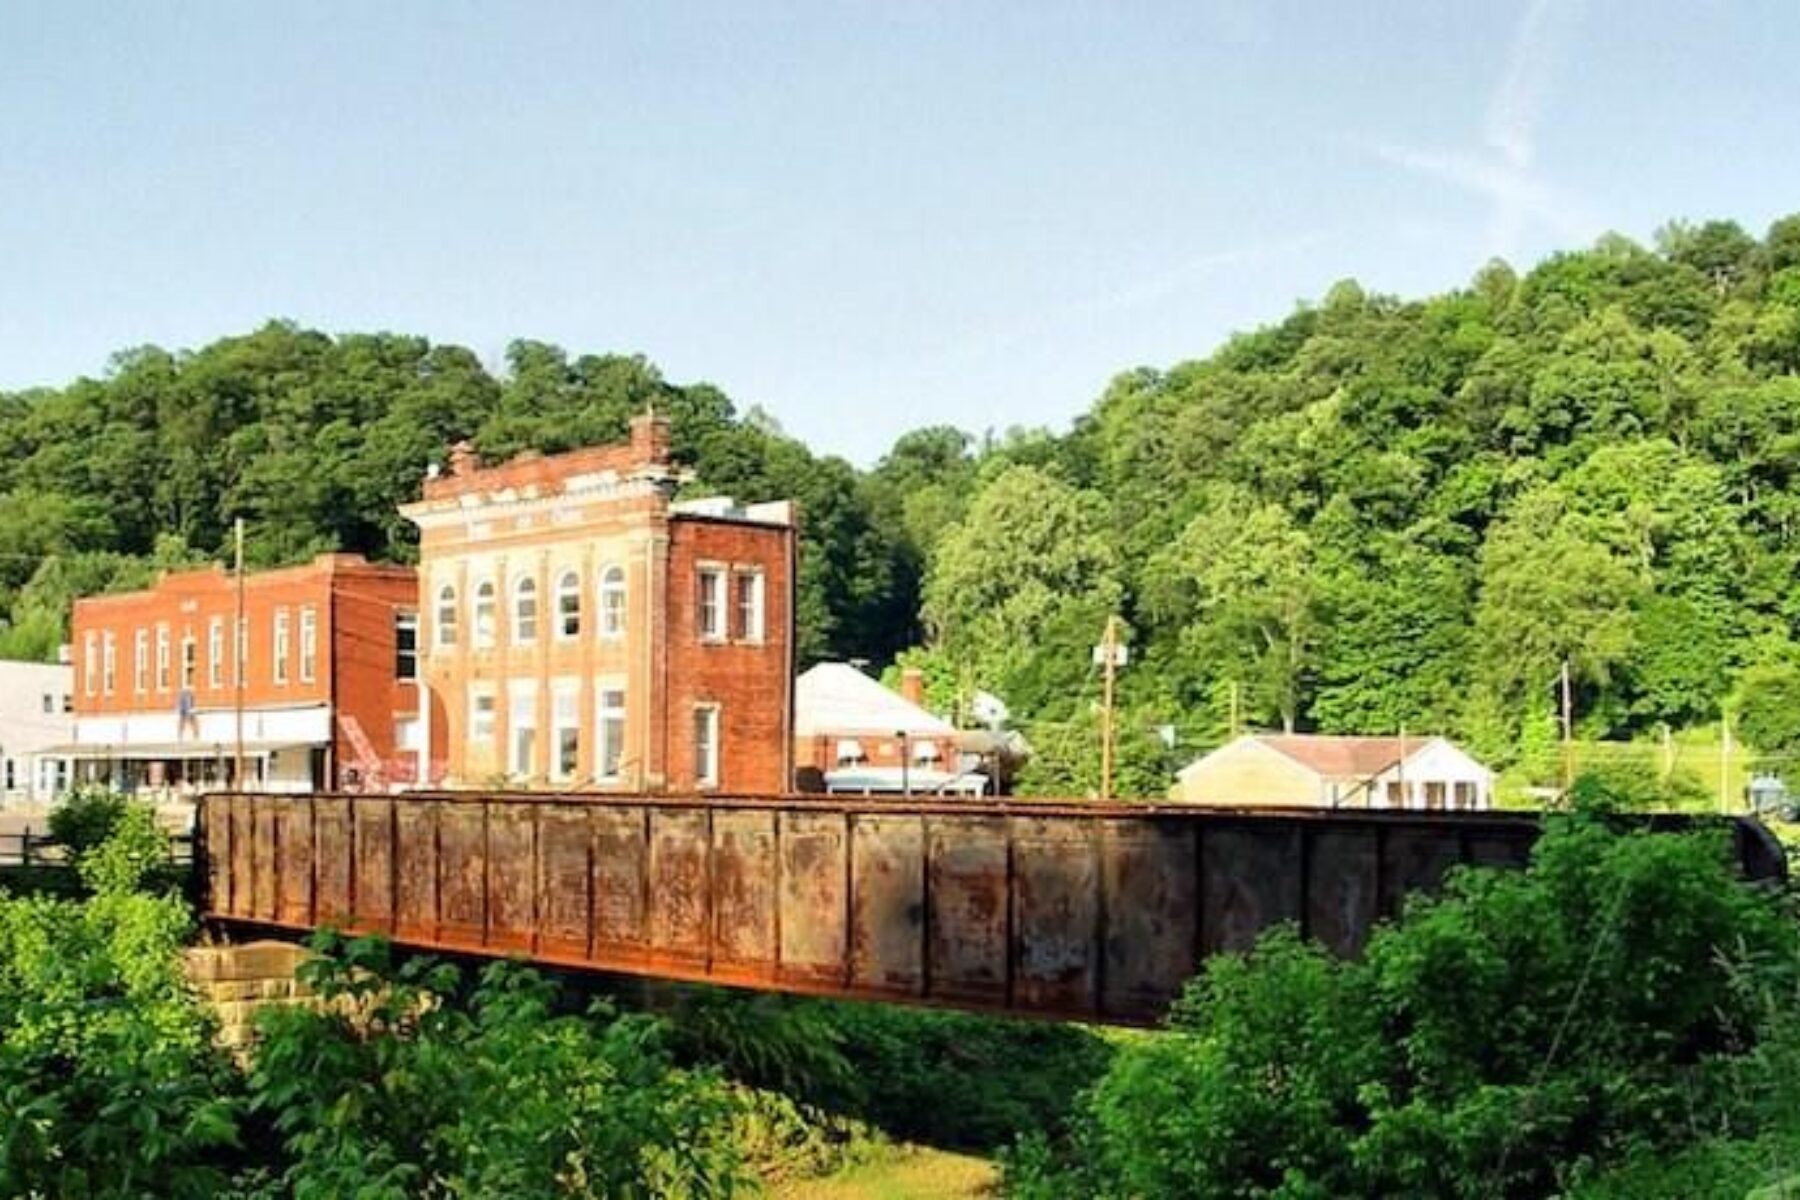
[770,1145,997,1200]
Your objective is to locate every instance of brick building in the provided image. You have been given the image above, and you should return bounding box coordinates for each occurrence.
[399,413,796,792]
[68,554,420,793]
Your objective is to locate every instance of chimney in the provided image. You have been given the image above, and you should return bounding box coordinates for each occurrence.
[448,440,480,478]
[899,666,926,708]
[629,408,672,466]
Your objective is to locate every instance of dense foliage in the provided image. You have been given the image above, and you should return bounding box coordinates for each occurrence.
[10,217,1800,787]
[1003,794,1800,1198]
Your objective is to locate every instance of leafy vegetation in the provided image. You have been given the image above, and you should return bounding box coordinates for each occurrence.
[1003,790,1800,1198]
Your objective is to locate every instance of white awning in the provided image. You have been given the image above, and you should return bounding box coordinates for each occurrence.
[823,766,988,796]
[41,740,316,760]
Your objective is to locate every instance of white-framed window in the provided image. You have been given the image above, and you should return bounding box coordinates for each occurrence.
[394,611,418,680]
[300,606,318,683]
[552,679,580,782]
[180,634,197,689]
[469,686,497,744]
[473,579,496,647]
[597,681,626,782]
[435,584,458,648]
[735,569,765,643]
[599,565,626,639]
[82,632,96,696]
[133,629,148,694]
[208,618,224,690]
[513,576,538,644]
[693,703,720,787]
[101,632,116,695]
[155,625,171,692]
[508,680,538,778]
[556,570,581,638]
[697,567,726,642]
[273,608,291,685]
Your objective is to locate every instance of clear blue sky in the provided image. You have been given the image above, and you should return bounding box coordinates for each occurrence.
[4,1,1798,464]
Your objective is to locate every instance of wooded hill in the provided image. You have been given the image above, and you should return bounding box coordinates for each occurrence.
[8,214,1800,791]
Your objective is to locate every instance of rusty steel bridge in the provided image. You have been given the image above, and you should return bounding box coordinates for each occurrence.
[200,791,1787,1025]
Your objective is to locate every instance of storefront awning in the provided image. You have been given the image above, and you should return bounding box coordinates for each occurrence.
[41,740,317,760]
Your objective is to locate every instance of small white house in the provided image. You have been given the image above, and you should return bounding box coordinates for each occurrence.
[0,659,75,805]
[1174,733,1494,811]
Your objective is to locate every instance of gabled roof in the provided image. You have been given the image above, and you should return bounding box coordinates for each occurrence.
[794,663,955,738]
[1257,734,1418,778]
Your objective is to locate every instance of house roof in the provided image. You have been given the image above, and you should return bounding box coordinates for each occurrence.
[1257,734,1420,779]
[794,663,956,738]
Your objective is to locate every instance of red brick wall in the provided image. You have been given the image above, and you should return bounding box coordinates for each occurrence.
[329,568,420,783]
[664,517,795,793]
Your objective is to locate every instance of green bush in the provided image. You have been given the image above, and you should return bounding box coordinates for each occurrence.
[46,786,130,862]
[1006,810,1800,1198]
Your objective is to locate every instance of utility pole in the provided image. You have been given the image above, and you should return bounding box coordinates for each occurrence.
[1095,616,1125,801]
[1396,722,1406,810]
[234,518,246,793]
[1560,659,1574,797]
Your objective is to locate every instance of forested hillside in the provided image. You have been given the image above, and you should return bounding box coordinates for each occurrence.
[8,215,1800,790]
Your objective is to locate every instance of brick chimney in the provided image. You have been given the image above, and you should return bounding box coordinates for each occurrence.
[447,440,480,478]
[899,666,926,708]
[629,409,671,467]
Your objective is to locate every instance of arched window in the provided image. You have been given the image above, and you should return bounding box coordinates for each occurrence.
[514,576,538,643]
[473,579,496,647]
[435,584,458,647]
[599,566,626,638]
[556,570,581,638]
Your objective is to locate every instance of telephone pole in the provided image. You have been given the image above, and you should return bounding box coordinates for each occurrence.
[1095,616,1126,801]
[234,518,246,792]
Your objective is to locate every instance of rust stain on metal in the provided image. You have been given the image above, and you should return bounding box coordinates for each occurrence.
[200,793,1788,1025]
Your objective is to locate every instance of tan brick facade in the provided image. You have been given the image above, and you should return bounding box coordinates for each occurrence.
[401,415,795,793]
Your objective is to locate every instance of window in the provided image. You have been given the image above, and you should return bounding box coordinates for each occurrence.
[83,632,96,696]
[133,630,148,694]
[300,607,318,683]
[180,635,196,689]
[473,580,496,647]
[273,609,291,685]
[508,681,538,778]
[469,688,497,744]
[208,618,224,689]
[693,704,720,786]
[513,576,538,643]
[1453,781,1477,810]
[599,566,626,639]
[552,680,580,781]
[1424,781,1446,811]
[698,568,726,641]
[435,584,458,648]
[155,626,171,692]
[41,693,53,715]
[395,611,418,680]
[101,632,116,695]
[556,571,581,638]
[734,570,765,642]
[597,683,626,782]
[61,694,71,714]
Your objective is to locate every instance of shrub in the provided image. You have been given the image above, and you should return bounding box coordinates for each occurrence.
[1006,809,1800,1198]
[46,786,130,862]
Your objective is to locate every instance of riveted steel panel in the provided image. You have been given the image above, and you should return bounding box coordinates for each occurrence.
[1102,820,1196,1018]
[204,797,231,917]
[593,806,648,953]
[438,803,486,943]
[1012,818,1099,1014]
[275,796,313,926]
[352,798,394,930]
[537,807,591,958]
[227,794,253,919]
[713,809,777,971]
[394,802,437,939]
[251,803,278,921]
[1307,828,1380,956]
[314,797,352,927]
[1202,825,1302,954]
[779,810,847,985]
[850,814,925,995]
[486,805,535,953]
[928,817,1009,1006]
[649,809,709,961]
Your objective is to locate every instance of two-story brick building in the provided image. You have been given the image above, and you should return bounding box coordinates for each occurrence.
[68,554,420,793]
[399,413,797,792]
